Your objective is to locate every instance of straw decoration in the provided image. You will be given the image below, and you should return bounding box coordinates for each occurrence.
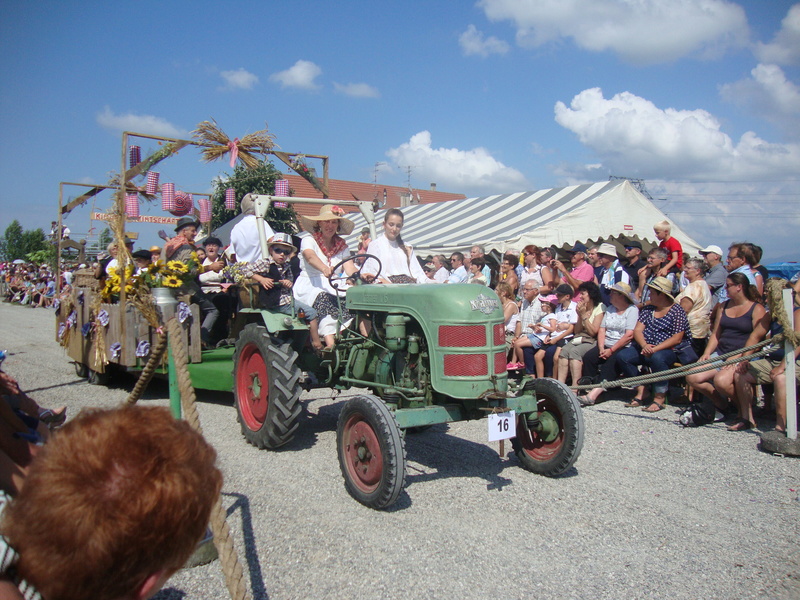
[192,119,277,170]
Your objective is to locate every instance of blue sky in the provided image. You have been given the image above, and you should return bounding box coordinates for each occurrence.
[1,0,798,261]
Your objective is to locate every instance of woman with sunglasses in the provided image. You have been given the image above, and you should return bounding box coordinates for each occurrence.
[686,272,770,429]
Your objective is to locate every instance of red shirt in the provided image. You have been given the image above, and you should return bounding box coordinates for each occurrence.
[659,236,683,271]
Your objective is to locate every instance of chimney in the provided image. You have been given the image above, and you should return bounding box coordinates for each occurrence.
[430,183,437,191]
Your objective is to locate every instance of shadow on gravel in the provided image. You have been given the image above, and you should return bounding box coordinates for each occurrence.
[224,492,269,600]
[282,398,347,452]
[23,379,86,393]
[402,427,517,494]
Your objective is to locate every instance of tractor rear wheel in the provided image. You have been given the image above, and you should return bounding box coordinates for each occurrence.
[233,324,302,449]
[337,395,406,509]
[512,378,584,477]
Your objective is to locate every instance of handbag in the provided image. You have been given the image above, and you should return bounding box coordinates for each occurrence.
[673,339,698,365]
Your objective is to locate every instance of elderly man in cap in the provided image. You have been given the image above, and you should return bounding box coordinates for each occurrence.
[164,216,224,346]
[622,240,646,290]
[552,242,595,294]
[230,193,275,263]
[596,242,630,306]
[700,244,726,304]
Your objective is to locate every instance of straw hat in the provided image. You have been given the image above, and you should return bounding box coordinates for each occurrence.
[608,282,636,304]
[646,276,675,301]
[299,204,354,235]
[268,233,297,253]
[149,245,162,253]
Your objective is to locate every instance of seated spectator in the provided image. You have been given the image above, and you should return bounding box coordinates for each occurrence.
[534,284,577,377]
[654,220,682,276]
[620,277,692,412]
[718,243,758,303]
[586,245,603,283]
[432,255,450,283]
[733,297,799,433]
[636,247,678,306]
[685,272,770,425]
[470,245,492,283]
[509,281,544,369]
[740,242,765,298]
[512,297,557,375]
[496,282,519,355]
[699,244,726,305]
[0,405,221,600]
[519,245,545,290]
[557,281,605,384]
[577,283,640,406]
[467,256,487,285]
[675,257,712,356]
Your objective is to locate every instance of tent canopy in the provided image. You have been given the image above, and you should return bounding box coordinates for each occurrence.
[343,180,701,258]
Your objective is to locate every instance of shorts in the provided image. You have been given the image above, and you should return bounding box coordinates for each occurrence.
[559,338,597,361]
[525,334,544,350]
[748,358,800,385]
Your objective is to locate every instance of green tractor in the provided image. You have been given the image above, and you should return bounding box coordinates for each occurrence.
[230,196,584,509]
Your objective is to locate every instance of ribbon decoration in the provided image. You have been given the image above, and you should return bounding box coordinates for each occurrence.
[81,322,92,339]
[66,311,77,329]
[135,340,151,358]
[97,309,109,327]
[177,301,192,323]
[227,137,240,168]
[109,342,122,359]
[53,299,61,313]
[58,323,66,339]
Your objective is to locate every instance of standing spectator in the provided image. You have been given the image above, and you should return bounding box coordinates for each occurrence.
[675,257,713,356]
[621,241,646,291]
[552,242,594,294]
[536,248,559,293]
[596,243,630,306]
[653,220,682,276]
[447,252,468,284]
[519,245,544,290]
[700,244,727,304]
[431,255,450,283]
[470,245,492,283]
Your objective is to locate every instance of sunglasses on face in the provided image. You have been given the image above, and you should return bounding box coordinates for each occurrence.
[272,248,291,255]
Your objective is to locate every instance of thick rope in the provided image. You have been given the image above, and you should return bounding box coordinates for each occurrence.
[124,330,168,405]
[166,318,251,600]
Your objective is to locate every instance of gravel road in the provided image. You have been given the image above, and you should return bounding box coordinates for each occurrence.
[1,301,798,600]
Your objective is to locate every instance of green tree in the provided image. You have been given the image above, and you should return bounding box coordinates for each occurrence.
[20,228,48,257]
[0,220,24,261]
[210,160,298,233]
[99,227,113,250]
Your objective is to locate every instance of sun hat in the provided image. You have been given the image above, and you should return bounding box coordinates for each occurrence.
[540,294,559,305]
[597,242,618,257]
[268,232,297,253]
[608,281,636,304]
[299,204,355,235]
[149,245,162,253]
[646,276,675,301]
[699,244,723,256]
[174,215,200,232]
[131,249,151,261]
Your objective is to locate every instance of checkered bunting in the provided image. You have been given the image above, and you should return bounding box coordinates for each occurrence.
[275,179,289,196]
[129,145,141,168]
[161,182,176,211]
[225,188,236,210]
[125,193,139,218]
[145,171,160,195]
[199,198,211,223]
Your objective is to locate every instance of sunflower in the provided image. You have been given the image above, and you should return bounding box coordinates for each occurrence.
[162,275,182,288]
[167,260,189,274]
[111,285,121,294]
[107,266,117,277]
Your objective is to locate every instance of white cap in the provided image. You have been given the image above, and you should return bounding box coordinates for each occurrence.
[699,244,723,256]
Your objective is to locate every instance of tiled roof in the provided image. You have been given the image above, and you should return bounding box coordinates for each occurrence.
[283,175,466,221]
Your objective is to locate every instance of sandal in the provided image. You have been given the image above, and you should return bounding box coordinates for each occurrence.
[727,418,754,431]
[624,399,643,408]
[642,402,664,412]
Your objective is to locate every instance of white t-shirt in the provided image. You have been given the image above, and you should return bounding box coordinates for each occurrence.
[600,304,639,348]
[551,301,578,342]
[230,215,275,264]
[363,235,427,283]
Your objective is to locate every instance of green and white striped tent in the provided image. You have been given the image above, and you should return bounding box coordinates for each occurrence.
[344,179,701,257]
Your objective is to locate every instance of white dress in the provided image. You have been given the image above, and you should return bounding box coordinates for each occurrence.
[363,235,428,283]
[294,236,351,337]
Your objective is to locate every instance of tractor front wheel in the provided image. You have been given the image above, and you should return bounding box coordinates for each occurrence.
[512,378,584,477]
[337,395,406,509]
[233,324,302,449]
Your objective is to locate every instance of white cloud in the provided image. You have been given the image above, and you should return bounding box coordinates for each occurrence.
[219,68,259,90]
[553,87,800,181]
[269,60,322,91]
[720,63,800,136]
[333,82,380,98]
[96,106,186,138]
[386,131,529,194]
[478,0,748,64]
[754,4,800,65]
[459,24,510,57]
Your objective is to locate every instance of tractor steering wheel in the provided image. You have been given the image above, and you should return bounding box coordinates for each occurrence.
[328,254,382,291]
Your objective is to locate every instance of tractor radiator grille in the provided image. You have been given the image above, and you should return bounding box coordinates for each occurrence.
[493,323,505,346]
[494,351,507,374]
[443,354,488,376]
[438,325,486,347]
